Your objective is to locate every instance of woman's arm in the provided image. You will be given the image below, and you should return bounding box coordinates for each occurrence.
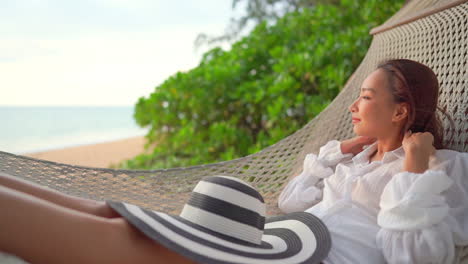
[278,136,376,213]
[403,152,429,173]
[278,138,360,213]
[376,131,468,264]
[376,169,456,263]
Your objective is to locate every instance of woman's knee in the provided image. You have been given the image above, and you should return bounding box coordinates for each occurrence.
[104,218,166,263]
[95,201,122,218]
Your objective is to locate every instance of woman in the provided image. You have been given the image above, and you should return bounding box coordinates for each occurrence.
[1,59,466,264]
[278,59,468,263]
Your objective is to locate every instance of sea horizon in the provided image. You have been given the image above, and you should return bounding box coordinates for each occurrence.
[0,105,148,154]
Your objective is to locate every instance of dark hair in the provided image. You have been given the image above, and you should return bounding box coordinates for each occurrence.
[376,59,454,149]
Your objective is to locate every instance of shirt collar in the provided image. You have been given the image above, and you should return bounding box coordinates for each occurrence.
[352,141,405,166]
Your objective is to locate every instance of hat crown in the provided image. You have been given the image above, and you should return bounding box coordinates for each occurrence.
[180,176,266,245]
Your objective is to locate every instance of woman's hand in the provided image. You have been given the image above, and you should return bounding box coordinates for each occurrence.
[340,136,377,155]
[402,130,435,173]
[402,130,435,157]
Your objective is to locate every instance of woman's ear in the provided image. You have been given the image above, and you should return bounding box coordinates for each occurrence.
[392,103,409,122]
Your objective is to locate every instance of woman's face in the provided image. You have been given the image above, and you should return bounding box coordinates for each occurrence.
[348,69,405,138]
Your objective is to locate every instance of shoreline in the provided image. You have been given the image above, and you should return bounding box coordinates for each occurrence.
[24,136,147,168]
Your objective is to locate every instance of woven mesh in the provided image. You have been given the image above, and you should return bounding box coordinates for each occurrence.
[0,0,467,262]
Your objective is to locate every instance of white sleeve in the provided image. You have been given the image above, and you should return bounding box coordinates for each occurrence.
[278,140,353,213]
[376,167,456,264]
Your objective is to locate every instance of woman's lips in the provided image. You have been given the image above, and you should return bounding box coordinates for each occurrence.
[352,118,361,124]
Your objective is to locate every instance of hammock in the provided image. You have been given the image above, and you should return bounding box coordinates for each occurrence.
[1,0,467,263]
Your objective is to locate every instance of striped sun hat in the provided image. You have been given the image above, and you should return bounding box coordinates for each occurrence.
[106,175,331,264]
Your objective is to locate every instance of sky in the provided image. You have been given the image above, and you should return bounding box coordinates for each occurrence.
[0,0,243,106]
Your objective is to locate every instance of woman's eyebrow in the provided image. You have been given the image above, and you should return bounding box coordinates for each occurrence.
[361,87,376,93]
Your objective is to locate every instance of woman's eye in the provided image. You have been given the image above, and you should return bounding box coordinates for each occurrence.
[360,96,370,100]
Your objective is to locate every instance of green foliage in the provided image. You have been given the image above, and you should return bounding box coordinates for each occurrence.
[121,0,405,169]
[195,0,339,46]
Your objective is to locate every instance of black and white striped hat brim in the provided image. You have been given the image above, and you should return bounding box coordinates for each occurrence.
[107,175,331,264]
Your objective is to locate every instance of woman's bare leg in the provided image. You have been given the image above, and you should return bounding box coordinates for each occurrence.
[0,185,196,264]
[0,172,119,218]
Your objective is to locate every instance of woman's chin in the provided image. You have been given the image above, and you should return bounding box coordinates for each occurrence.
[352,127,363,136]
[353,129,375,138]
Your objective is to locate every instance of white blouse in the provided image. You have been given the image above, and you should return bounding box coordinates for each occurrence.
[278,140,468,264]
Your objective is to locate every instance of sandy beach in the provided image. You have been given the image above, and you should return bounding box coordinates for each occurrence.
[24,136,147,168]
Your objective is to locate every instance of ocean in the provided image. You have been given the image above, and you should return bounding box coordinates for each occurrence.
[0,106,148,154]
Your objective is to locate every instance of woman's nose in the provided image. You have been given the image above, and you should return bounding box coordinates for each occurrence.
[348,100,357,113]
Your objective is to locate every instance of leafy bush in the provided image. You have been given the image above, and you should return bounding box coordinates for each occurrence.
[121,0,404,169]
